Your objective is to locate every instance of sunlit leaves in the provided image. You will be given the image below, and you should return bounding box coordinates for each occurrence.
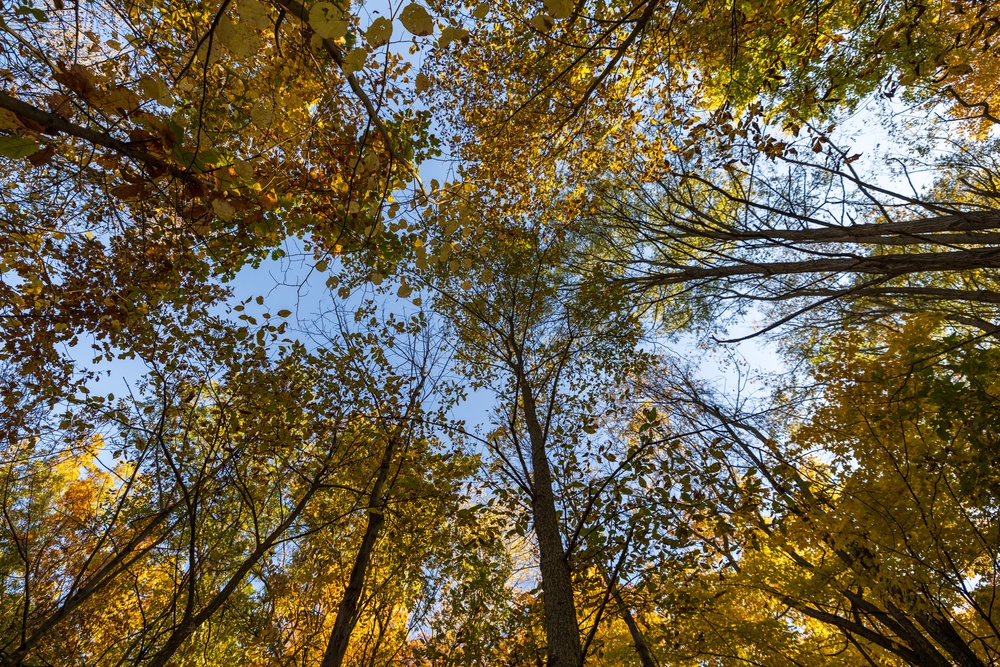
[543,0,573,20]
[237,0,272,29]
[343,47,368,73]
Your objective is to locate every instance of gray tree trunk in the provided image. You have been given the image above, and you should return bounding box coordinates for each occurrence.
[519,376,583,667]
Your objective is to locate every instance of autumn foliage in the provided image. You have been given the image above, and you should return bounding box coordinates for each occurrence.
[2,0,1000,665]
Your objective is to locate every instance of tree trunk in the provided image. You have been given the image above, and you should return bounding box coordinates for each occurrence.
[613,587,658,667]
[143,478,323,667]
[519,376,583,667]
[320,438,395,667]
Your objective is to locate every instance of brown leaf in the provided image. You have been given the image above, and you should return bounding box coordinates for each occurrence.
[110,183,146,199]
[46,93,73,120]
[52,64,97,100]
[26,145,55,166]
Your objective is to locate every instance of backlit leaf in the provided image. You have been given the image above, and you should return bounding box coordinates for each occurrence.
[400,3,434,36]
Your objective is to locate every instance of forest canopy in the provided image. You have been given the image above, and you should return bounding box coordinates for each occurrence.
[2,0,1000,666]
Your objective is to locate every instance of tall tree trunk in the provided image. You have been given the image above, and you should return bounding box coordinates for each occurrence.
[519,376,583,667]
[321,438,395,667]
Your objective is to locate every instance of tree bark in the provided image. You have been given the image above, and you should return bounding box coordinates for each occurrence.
[613,587,658,667]
[634,247,1000,287]
[320,438,395,667]
[519,374,583,667]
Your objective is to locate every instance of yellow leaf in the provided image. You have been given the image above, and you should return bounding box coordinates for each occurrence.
[220,18,261,58]
[309,2,348,40]
[366,16,393,47]
[0,108,20,131]
[472,2,489,19]
[400,3,434,36]
[461,280,472,290]
[238,0,271,30]
[259,190,278,208]
[415,72,431,93]
[233,160,253,180]
[216,14,239,49]
[139,75,172,105]
[543,0,573,19]
[439,25,469,47]
[251,101,274,127]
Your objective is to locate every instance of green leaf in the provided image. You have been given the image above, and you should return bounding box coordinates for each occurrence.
[0,136,40,159]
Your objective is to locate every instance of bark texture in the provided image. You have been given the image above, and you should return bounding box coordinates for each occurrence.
[519,377,583,667]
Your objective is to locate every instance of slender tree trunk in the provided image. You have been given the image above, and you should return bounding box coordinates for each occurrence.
[519,376,583,667]
[0,503,178,667]
[143,478,324,667]
[320,438,395,667]
[613,588,658,667]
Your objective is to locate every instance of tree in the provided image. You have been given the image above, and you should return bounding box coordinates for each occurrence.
[630,314,1000,667]
[427,218,668,666]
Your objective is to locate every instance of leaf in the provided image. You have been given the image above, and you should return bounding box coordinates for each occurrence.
[439,26,469,47]
[237,0,271,29]
[415,72,431,94]
[26,145,55,166]
[0,136,40,159]
[400,3,434,36]
[472,2,489,19]
[530,13,554,32]
[220,16,261,58]
[342,47,367,73]
[276,309,292,318]
[251,101,274,127]
[212,198,236,221]
[309,2,348,40]
[543,0,573,20]
[138,75,172,105]
[110,183,147,199]
[365,17,393,47]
